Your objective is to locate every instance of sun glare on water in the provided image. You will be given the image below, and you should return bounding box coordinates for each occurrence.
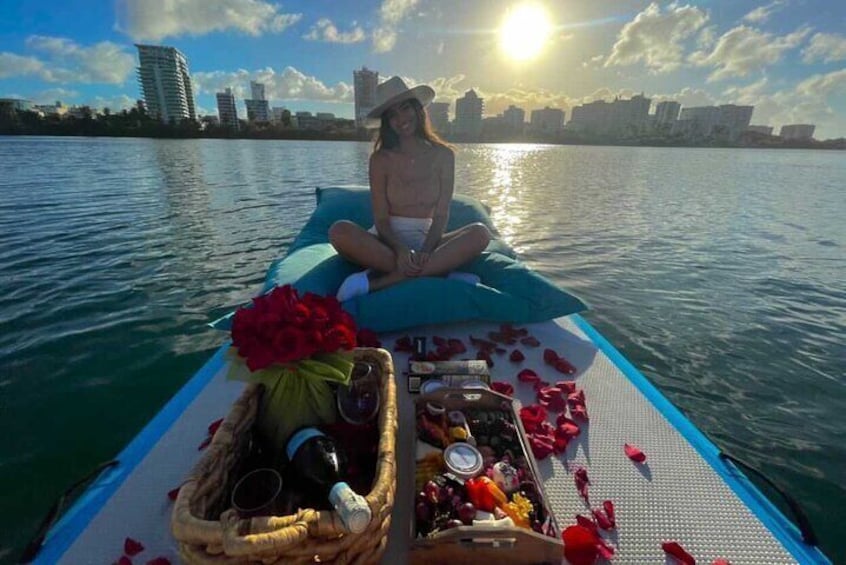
[499,4,552,61]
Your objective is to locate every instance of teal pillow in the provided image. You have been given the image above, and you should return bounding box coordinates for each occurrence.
[212,186,587,332]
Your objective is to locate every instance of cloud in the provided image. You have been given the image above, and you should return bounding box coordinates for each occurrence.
[690,25,810,81]
[116,0,302,41]
[30,88,80,104]
[604,2,709,73]
[802,32,846,64]
[742,0,787,24]
[0,37,134,84]
[721,70,846,138]
[303,19,366,43]
[373,0,419,53]
[192,66,352,103]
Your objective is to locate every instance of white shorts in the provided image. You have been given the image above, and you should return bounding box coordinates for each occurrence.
[368,216,433,252]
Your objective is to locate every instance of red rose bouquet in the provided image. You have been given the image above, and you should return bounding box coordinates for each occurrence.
[226,285,359,458]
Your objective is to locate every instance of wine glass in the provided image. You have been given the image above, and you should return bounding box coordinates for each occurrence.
[337,362,380,425]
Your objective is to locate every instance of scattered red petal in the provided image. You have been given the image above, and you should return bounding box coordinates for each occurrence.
[554,357,577,375]
[603,500,616,527]
[509,349,525,362]
[207,418,224,436]
[592,507,614,530]
[476,350,494,367]
[537,386,567,412]
[711,560,731,565]
[167,486,180,501]
[432,335,447,346]
[662,541,696,565]
[517,368,540,383]
[116,556,132,565]
[555,414,581,438]
[532,379,551,392]
[197,436,212,450]
[528,433,555,460]
[469,335,497,350]
[447,338,466,354]
[490,381,514,397]
[146,559,172,565]
[574,468,590,503]
[562,525,599,565]
[555,380,577,394]
[576,514,598,535]
[596,536,616,561]
[624,443,647,463]
[124,537,145,556]
[543,348,559,364]
[520,336,540,347]
[394,335,413,352]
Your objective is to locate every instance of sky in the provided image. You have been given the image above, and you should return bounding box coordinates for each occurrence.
[1,0,845,138]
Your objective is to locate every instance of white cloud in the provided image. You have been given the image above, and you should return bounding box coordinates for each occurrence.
[90,94,137,112]
[742,1,787,24]
[303,19,365,43]
[373,0,419,53]
[604,2,709,73]
[721,70,846,138]
[0,37,134,84]
[31,88,80,104]
[116,0,302,41]
[802,32,846,64]
[192,66,353,103]
[690,25,810,81]
[0,52,47,80]
[25,36,135,84]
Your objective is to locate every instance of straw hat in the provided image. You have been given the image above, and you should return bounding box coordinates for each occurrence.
[365,76,435,127]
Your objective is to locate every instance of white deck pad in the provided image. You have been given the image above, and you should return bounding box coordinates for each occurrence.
[46,316,814,564]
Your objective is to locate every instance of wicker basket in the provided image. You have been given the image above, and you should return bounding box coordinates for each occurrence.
[171,348,397,564]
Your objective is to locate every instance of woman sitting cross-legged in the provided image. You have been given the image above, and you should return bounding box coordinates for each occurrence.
[330,76,491,302]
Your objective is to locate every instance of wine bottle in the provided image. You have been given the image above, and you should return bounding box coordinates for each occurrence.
[285,427,372,533]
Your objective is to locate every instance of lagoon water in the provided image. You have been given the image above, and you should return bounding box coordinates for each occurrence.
[0,136,844,562]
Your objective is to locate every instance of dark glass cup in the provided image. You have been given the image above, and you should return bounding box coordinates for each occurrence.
[337,362,380,425]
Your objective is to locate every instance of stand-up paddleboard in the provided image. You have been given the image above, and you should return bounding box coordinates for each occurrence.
[26,188,830,564]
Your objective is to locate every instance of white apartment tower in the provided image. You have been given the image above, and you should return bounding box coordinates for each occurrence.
[216,88,239,130]
[250,81,266,101]
[454,90,484,139]
[353,67,379,127]
[654,101,681,126]
[779,124,815,140]
[136,44,196,123]
[427,101,450,134]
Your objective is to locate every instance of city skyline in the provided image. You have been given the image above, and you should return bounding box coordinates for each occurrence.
[1,1,845,138]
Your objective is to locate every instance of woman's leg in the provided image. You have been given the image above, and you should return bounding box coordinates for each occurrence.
[418,222,491,277]
[328,220,397,273]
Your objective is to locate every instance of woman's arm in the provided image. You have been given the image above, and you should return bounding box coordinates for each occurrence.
[420,146,455,254]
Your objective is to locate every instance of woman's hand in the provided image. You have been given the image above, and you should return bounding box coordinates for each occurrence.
[397,248,423,277]
[412,251,431,271]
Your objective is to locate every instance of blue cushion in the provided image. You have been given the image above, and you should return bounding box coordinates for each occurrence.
[257,186,587,332]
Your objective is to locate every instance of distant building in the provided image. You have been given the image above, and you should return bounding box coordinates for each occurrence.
[715,104,754,139]
[568,100,612,133]
[271,106,290,125]
[779,124,815,140]
[654,101,680,128]
[135,44,196,123]
[747,125,773,135]
[676,106,720,137]
[568,94,650,135]
[34,101,68,117]
[216,88,239,130]
[427,102,450,134]
[502,105,526,132]
[454,89,484,139]
[250,81,266,101]
[245,99,271,123]
[530,106,564,134]
[0,98,34,114]
[353,66,379,128]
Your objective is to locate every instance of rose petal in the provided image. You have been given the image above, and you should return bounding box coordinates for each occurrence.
[596,536,616,560]
[555,380,577,394]
[432,335,447,346]
[520,336,540,347]
[561,525,599,565]
[447,338,467,354]
[517,369,540,383]
[662,541,696,565]
[146,559,172,565]
[543,348,559,364]
[592,507,614,530]
[532,379,551,392]
[554,357,577,375]
[574,467,590,503]
[124,537,145,556]
[603,500,616,527]
[117,556,132,565]
[167,487,180,501]
[528,434,555,460]
[509,349,525,362]
[624,443,647,463]
[197,436,212,451]
[711,560,731,565]
[490,381,514,397]
[555,415,581,438]
[207,418,224,436]
[576,514,598,535]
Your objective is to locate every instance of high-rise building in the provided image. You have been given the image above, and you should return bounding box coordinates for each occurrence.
[779,124,815,140]
[529,107,564,134]
[353,66,379,128]
[250,81,266,101]
[502,105,526,131]
[716,104,754,139]
[427,101,450,134]
[654,101,681,127]
[245,99,270,123]
[216,88,239,130]
[676,106,720,137]
[454,89,484,139]
[135,44,196,123]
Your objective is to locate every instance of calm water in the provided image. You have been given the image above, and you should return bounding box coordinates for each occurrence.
[0,137,844,562]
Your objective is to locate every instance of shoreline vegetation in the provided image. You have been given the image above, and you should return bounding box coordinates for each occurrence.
[2,108,844,150]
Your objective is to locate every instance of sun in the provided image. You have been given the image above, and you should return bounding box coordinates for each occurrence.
[499,4,553,61]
